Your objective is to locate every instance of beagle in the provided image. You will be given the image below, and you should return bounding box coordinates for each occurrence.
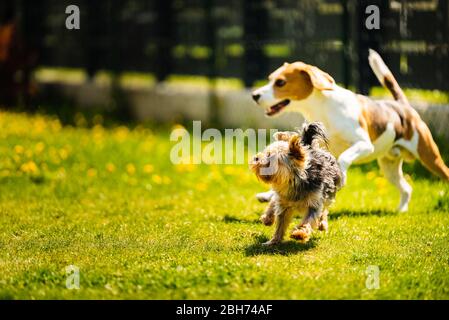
[252,49,449,212]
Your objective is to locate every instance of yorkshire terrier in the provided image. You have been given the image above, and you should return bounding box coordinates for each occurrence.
[250,122,343,245]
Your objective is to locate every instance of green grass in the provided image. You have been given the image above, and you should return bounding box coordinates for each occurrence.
[0,111,448,300]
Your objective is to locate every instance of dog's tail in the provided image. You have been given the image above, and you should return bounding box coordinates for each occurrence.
[300,122,329,149]
[368,49,408,104]
[415,121,449,181]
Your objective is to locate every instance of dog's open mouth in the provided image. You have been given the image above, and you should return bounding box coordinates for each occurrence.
[266,99,290,116]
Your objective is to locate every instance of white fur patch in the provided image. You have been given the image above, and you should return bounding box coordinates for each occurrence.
[368,48,391,86]
[354,122,396,163]
[394,129,420,159]
[252,82,279,109]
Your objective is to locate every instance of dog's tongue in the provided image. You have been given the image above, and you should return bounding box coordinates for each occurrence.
[266,100,290,116]
[266,105,281,116]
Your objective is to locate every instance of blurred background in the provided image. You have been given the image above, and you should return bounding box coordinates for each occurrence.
[0,0,448,133]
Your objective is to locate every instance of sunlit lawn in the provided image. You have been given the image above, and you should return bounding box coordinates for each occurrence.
[0,111,448,299]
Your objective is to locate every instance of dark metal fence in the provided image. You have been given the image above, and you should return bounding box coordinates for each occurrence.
[3,0,449,94]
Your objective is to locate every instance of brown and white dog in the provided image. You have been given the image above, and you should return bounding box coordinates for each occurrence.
[252,49,449,212]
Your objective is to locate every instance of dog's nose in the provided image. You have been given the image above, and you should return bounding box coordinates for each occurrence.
[252,93,261,102]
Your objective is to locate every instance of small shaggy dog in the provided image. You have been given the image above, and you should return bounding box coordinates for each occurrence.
[250,122,343,245]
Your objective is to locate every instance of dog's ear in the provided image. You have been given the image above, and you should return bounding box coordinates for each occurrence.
[274,131,295,142]
[302,65,335,91]
[288,134,306,163]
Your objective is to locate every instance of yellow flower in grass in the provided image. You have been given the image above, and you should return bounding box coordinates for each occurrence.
[152,174,162,184]
[49,148,61,164]
[87,168,97,177]
[56,167,66,179]
[114,126,129,142]
[12,155,21,163]
[366,171,376,180]
[59,148,69,160]
[175,163,195,173]
[35,142,45,154]
[41,163,48,171]
[224,166,240,176]
[209,169,222,181]
[106,163,116,173]
[14,145,24,154]
[50,119,62,132]
[128,177,138,186]
[143,164,154,174]
[162,176,171,185]
[21,161,39,174]
[33,118,47,133]
[374,177,388,194]
[92,125,105,142]
[0,169,10,177]
[195,182,207,191]
[126,163,136,175]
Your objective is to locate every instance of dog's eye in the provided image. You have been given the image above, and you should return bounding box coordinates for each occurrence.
[266,152,271,157]
[275,79,286,87]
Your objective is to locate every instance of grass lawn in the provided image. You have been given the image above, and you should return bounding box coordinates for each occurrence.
[0,111,448,300]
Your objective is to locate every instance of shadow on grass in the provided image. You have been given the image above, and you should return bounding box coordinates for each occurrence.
[244,234,317,256]
[222,215,260,224]
[329,208,398,219]
[434,196,449,211]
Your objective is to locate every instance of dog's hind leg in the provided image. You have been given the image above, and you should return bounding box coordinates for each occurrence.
[338,140,375,185]
[378,156,412,212]
[291,206,321,243]
[256,189,275,203]
[318,208,329,231]
[415,122,449,181]
[263,207,293,246]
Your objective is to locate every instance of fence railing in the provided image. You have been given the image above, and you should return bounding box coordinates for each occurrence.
[5,0,449,94]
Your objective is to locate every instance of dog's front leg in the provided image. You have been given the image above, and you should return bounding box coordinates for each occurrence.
[338,140,374,184]
[256,189,275,203]
[263,207,293,246]
[260,199,276,226]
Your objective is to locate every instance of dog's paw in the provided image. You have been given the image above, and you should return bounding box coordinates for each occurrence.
[262,239,280,246]
[318,220,328,231]
[290,225,312,243]
[260,214,274,226]
[256,191,273,203]
[397,201,409,213]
